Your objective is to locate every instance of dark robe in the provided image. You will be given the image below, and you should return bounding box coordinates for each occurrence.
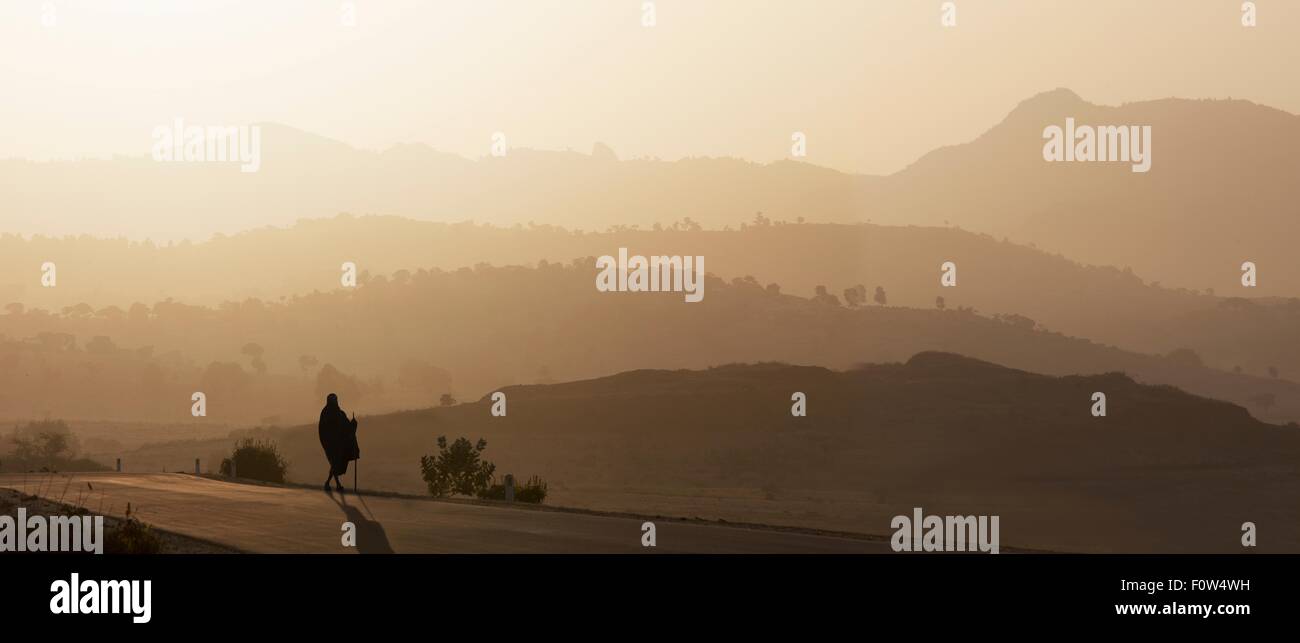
[319,402,359,477]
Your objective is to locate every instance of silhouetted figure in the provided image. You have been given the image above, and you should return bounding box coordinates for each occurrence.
[319,393,359,492]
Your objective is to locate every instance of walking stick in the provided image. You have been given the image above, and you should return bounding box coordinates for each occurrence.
[352,412,359,493]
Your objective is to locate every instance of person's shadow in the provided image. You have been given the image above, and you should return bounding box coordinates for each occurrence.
[328,489,395,554]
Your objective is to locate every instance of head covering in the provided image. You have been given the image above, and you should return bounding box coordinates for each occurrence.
[326,393,339,407]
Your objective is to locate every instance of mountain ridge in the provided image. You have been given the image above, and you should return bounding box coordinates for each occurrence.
[5,89,1298,296]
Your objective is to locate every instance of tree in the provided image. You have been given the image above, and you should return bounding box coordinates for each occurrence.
[35,332,76,351]
[842,285,867,307]
[241,342,267,375]
[419,436,496,498]
[439,393,458,407]
[298,354,319,377]
[1269,366,1279,379]
[10,420,78,467]
[85,335,117,354]
[38,432,71,460]
[873,286,887,306]
[935,296,946,310]
[315,364,363,403]
[812,285,842,306]
[127,302,150,323]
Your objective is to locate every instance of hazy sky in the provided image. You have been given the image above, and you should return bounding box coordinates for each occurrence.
[0,0,1295,175]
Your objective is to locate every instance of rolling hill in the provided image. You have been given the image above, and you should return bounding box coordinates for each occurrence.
[6,215,1298,382]
[5,259,1299,425]
[117,353,1300,553]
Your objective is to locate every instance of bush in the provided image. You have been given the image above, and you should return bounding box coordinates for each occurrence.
[219,438,288,483]
[419,436,495,498]
[479,474,548,504]
[104,517,163,555]
[515,475,548,504]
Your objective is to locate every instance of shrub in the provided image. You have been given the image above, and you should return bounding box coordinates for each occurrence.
[219,438,288,483]
[419,436,495,498]
[515,475,548,504]
[479,474,548,504]
[104,517,163,555]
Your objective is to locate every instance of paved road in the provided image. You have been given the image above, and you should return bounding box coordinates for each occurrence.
[0,473,888,554]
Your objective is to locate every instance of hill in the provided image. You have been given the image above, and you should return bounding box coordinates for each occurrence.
[119,353,1300,553]
[5,259,1299,426]
[7,215,1299,382]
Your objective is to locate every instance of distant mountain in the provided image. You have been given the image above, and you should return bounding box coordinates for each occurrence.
[866,89,1300,296]
[4,90,1295,295]
[124,353,1300,552]
[0,122,873,241]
